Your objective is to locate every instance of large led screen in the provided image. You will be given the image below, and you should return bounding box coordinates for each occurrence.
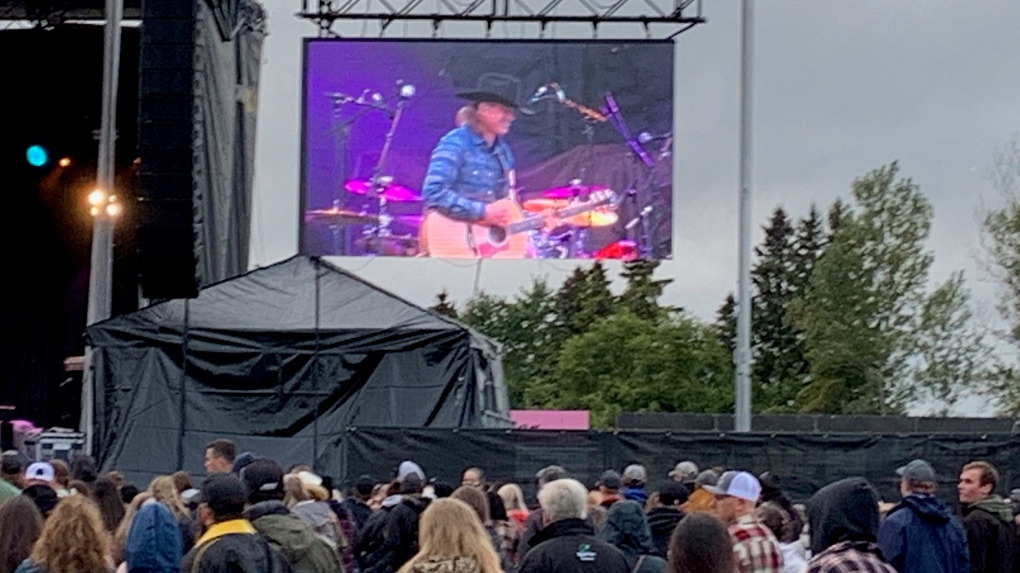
[301,39,674,260]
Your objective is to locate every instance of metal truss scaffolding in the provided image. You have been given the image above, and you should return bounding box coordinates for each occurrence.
[297,0,704,39]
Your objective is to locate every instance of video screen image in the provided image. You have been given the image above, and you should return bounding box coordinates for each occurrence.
[301,39,674,260]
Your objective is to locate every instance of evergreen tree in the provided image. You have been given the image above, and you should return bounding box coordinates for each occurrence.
[714,293,737,357]
[428,290,459,319]
[618,260,673,321]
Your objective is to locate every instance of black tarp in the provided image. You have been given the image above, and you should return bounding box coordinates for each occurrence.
[339,429,1020,506]
[86,256,509,484]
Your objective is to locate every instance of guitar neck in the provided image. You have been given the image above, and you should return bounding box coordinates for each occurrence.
[504,199,611,235]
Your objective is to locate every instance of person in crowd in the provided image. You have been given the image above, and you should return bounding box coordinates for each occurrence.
[451,487,512,571]
[358,480,404,571]
[597,471,624,509]
[757,503,807,573]
[486,490,520,567]
[104,472,124,490]
[805,477,895,573]
[67,481,90,497]
[48,460,71,498]
[520,465,570,552]
[21,462,58,517]
[120,501,183,573]
[232,452,257,475]
[172,471,193,494]
[148,475,197,552]
[283,473,348,550]
[668,461,699,485]
[621,465,648,504]
[706,471,782,573]
[667,512,736,573]
[877,459,968,573]
[113,492,155,565]
[242,459,344,573]
[518,478,628,573]
[958,461,1017,573]
[461,468,485,489]
[342,475,376,531]
[497,484,529,532]
[395,498,503,573]
[682,470,718,515]
[203,439,236,474]
[758,472,805,545]
[14,494,111,573]
[600,500,666,573]
[361,469,431,573]
[647,482,688,558]
[69,453,98,486]
[0,452,25,502]
[119,485,140,505]
[181,473,288,573]
[0,496,44,573]
[91,476,126,534]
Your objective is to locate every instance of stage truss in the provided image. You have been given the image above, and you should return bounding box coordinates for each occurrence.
[297,0,704,39]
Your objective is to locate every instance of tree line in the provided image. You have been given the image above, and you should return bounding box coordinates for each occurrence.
[430,159,1020,426]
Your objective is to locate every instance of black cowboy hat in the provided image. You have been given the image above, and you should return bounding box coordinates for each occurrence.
[456,72,534,114]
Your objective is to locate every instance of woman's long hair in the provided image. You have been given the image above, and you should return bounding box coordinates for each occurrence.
[30,495,111,573]
[451,486,490,526]
[113,493,154,565]
[91,476,126,533]
[397,498,502,573]
[497,484,526,511]
[0,496,44,573]
[667,513,734,573]
[148,476,188,521]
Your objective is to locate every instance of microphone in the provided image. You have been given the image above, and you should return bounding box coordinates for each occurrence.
[638,131,672,144]
[625,206,653,231]
[325,92,354,103]
[526,85,550,105]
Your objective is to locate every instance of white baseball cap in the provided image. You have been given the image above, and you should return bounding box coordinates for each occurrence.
[26,462,55,483]
[704,471,761,502]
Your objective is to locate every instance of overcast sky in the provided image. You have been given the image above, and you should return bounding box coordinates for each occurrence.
[249,1,1020,412]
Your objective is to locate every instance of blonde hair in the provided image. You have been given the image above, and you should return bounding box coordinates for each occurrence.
[148,475,189,520]
[113,492,154,564]
[284,474,309,507]
[31,495,111,573]
[397,498,502,573]
[498,484,526,511]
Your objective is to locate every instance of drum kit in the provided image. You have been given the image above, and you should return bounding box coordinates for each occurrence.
[303,178,634,259]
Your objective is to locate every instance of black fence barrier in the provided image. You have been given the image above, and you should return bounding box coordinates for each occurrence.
[339,429,1020,504]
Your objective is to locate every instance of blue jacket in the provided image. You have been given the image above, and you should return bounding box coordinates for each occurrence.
[877,493,970,573]
[124,502,183,573]
[422,125,514,222]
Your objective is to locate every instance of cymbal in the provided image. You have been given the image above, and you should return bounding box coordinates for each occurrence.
[521,198,618,227]
[530,185,610,200]
[304,208,378,225]
[345,179,421,202]
[354,234,420,256]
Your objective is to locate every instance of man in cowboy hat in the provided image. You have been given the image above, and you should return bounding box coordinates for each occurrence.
[422,75,552,230]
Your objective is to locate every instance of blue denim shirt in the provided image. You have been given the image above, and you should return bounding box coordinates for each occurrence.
[422,125,514,222]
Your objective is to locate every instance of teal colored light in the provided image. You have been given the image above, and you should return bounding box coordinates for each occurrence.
[26,145,48,167]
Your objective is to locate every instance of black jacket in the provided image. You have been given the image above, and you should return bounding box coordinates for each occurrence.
[519,518,629,573]
[361,496,430,573]
[962,495,1017,573]
[180,519,291,573]
[646,508,683,558]
[342,498,374,532]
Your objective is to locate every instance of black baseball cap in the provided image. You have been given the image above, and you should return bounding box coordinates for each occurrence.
[598,470,622,490]
[240,459,284,504]
[197,473,248,517]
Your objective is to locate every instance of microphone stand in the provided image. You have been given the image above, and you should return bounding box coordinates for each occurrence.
[366,98,408,254]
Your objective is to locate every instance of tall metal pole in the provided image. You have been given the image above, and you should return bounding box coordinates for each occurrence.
[734,0,754,433]
[81,0,124,451]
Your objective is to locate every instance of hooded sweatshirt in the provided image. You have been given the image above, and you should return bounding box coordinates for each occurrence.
[248,501,345,573]
[877,493,969,573]
[645,507,683,558]
[962,495,1017,573]
[599,501,666,573]
[806,478,896,573]
[124,502,183,573]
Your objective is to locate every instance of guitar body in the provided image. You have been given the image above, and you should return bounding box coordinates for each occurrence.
[421,199,530,258]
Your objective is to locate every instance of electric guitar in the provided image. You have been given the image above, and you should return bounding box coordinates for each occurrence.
[420,190,617,258]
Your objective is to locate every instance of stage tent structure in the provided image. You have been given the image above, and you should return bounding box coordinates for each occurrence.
[86,256,509,482]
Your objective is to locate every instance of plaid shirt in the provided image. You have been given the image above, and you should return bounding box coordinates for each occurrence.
[422,125,514,222]
[806,541,898,573]
[730,513,784,573]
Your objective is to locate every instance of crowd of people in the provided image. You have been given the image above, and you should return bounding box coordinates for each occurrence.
[0,439,1018,573]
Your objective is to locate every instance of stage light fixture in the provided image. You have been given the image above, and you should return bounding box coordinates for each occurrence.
[58,157,72,168]
[105,203,122,217]
[88,189,106,206]
[90,206,101,216]
[26,145,49,167]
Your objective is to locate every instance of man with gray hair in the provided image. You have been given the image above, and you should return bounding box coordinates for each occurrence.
[521,465,572,551]
[519,479,629,573]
